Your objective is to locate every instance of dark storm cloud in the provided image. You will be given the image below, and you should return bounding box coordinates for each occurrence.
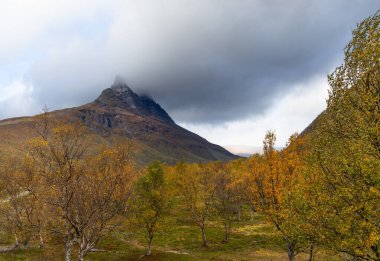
[28,0,379,123]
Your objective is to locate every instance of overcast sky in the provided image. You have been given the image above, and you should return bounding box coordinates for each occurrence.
[0,1,378,153]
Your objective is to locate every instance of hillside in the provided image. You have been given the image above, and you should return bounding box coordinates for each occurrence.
[0,78,237,165]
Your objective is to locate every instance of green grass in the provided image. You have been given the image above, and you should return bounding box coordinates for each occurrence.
[0,247,61,261]
[0,212,342,260]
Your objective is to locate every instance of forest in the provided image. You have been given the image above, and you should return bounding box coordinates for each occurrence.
[0,10,378,261]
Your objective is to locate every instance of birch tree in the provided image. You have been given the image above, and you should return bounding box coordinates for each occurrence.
[307,11,380,259]
[176,162,215,247]
[133,161,168,256]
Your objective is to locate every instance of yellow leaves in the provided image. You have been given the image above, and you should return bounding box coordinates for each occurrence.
[142,209,158,220]
[249,133,306,213]
[27,137,49,150]
[301,12,380,258]
[366,231,380,247]
[246,131,315,248]
[369,186,380,197]
[17,116,139,248]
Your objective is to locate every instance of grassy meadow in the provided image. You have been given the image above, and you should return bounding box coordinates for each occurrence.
[0,210,340,261]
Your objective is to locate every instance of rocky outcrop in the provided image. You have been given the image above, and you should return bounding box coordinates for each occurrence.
[94,78,175,125]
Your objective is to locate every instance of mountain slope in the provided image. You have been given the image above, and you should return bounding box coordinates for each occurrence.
[0,79,237,165]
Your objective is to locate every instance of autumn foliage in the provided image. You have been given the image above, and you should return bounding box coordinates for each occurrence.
[0,10,378,261]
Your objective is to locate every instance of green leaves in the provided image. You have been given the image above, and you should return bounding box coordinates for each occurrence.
[305,10,380,259]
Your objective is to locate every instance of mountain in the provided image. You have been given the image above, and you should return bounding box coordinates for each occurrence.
[300,112,324,136]
[94,76,175,125]
[0,78,238,165]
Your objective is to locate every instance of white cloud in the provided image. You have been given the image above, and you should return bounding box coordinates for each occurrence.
[0,1,113,61]
[0,81,39,118]
[0,0,374,121]
[0,0,375,151]
[179,76,328,149]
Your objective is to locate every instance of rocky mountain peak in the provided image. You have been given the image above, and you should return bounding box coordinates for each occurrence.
[94,77,175,125]
[111,76,132,93]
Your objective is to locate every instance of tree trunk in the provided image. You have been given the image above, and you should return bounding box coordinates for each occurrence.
[237,206,241,222]
[78,249,85,261]
[23,234,31,246]
[287,242,296,261]
[39,230,44,248]
[308,242,314,261]
[343,253,350,261]
[224,222,230,242]
[146,235,153,256]
[14,233,19,248]
[65,238,73,261]
[201,226,207,247]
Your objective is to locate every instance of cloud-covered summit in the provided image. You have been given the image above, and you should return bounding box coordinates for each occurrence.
[0,1,378,146]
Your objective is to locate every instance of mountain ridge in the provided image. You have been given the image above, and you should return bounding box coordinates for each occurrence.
[0,78,238,165]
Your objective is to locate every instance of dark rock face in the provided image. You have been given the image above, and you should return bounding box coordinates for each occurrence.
[81,78,238,164]
[79,109,116,129]
[95,79,175,125]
